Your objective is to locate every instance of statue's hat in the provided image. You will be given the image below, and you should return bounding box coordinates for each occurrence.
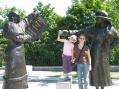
[91,10,111,19]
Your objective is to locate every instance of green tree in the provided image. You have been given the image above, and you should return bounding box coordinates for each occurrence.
[25,2,63,66]
[106,0,119,29]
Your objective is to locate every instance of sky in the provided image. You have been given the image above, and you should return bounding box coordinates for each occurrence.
[0,0,72,16]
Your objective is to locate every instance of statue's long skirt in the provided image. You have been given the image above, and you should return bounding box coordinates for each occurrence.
[2,44,28,89]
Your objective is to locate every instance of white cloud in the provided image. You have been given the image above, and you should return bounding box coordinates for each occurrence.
[0,0,72,16]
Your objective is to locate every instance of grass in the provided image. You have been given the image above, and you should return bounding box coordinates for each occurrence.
[48,74,77,78]
[48,72,119,78]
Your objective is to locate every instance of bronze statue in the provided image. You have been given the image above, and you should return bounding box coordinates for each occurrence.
[60,10,119,89]
[2,9,48,89]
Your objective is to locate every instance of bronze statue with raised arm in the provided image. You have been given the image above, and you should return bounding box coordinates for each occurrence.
[60,10,119,89]
[2,9,48,89]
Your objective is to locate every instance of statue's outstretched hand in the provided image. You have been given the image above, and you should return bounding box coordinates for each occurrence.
[32,8,40,17]
[59,30,69,36]
[27,8,41,21]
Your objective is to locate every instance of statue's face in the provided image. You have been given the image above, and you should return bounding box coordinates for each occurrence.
[96,17,106,24]
[9,13,18,23]
[96,17,103,23]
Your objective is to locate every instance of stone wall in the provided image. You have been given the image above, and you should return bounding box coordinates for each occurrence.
[32,66,119,72]
[0,65,119,72]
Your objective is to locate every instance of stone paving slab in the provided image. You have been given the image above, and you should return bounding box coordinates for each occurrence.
[0,70,119,89]
[0,77,119,89]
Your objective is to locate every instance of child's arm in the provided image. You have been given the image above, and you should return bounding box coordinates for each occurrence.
[71,48,74,63]
[57,30,65,42]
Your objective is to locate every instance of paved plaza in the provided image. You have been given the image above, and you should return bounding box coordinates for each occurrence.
[0,70,119,89]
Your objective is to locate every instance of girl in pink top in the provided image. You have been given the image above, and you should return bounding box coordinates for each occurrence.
[57,30,77,81]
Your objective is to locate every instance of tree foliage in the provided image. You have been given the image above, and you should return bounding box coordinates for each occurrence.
[25,2,63,66]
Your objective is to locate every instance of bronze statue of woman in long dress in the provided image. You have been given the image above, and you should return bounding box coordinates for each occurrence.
[2,9,48,89]
[60,10,119,89]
